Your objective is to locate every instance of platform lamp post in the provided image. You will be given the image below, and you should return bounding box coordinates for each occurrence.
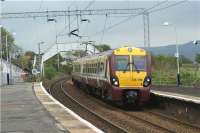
[47,18,59,71]
[162,22,180,86]
[193,40,200,45]
[0,25,3,85]
[38,41,45,78]
[3,28,16,85]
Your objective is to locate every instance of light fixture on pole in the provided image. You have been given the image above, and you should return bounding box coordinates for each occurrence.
[47,18,60,71]
[38,41,45,76]
[193,40,200,45]
[162,21,180,86]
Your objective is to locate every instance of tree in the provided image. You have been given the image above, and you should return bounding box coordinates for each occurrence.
[44,66,57,80]
[0,27,22,59]
[25,51,35,60]
[153,55,177,70]
[195,53,200,63]
[94,44,111,52]
[72,50,85,57]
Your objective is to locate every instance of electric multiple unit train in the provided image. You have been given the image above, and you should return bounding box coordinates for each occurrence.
[72,46,152,105]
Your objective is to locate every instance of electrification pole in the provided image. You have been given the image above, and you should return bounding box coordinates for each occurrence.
[5,34,9,85]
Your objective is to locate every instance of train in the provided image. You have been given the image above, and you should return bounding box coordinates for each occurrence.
[72,46,152,106]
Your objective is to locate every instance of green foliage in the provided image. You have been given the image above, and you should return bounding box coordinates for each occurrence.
[94,44,111,52]
[44,66,57,80]
[152,55,177,70]
[1,27,22,60]
[195,53,200,63]
[152,54,200,86]
[43,53,72,80]
[0,27,32,72]
[24,51,35,60]
[45,54,64,70]
[59,64,73,75]
[11,51,35,72]
[72,50,85,57]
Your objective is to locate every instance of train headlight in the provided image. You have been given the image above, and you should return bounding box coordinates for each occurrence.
[143,76,151,87]
[114,81,118,86]
[111,77,119,87]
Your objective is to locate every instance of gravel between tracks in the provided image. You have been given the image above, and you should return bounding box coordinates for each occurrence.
[48,78,200,133]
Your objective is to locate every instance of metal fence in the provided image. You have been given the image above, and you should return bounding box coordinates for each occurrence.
[152,64,200,87]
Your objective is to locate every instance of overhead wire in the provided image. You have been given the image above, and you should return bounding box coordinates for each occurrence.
[43,0,96,53]
[91,0,169,37]
[90,0,187,37]
[38,0,44,11]
[149,0,188,13]
[68,0,77,8]
[57,0,95,36]
[99,14,108,45]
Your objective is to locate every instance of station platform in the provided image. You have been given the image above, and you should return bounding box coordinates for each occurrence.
[1,82,102,133]
[1,83,65,133]
[151,86,200,104]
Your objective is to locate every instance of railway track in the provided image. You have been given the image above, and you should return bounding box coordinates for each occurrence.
[47,78,200,133]
[146,111,200,130]
[49,79,128,133]
[60,83,175,133]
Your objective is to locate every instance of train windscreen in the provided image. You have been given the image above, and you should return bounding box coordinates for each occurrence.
[132,56,146,71]
[115,55,130,71]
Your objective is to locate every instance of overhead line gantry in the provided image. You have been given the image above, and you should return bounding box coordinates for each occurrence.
[1,8,150,47]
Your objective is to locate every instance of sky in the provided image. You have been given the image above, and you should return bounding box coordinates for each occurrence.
[1,0,200,53]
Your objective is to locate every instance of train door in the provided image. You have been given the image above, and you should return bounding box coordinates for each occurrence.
[96,57,101,87]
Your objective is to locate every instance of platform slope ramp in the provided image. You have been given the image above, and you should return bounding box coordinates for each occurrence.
[34,82,104,133]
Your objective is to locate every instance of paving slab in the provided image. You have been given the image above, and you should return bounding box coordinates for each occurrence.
[0,82,66,133]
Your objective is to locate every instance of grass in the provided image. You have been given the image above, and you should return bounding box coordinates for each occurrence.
[152,66,200,87]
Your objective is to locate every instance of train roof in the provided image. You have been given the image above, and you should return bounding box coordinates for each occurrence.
[73,46,147,62]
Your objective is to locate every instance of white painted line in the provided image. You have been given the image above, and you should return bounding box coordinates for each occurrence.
[43,102,56,105]
[39,82,104,133]
[55,123,67,131]
[151,90,200,104]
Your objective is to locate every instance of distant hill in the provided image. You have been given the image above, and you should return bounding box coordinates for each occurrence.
[143,41,200,61]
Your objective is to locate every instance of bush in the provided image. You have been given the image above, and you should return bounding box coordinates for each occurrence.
[45,66,57,80]
[59,64,73,75]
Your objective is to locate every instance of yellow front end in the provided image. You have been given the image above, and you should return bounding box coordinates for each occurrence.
[114,47,148,88]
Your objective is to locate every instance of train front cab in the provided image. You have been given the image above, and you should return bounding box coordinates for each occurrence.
[110,47,151,105]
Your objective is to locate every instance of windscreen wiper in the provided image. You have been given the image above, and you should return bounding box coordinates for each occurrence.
[123,62,130,73]
[132,62,140,73]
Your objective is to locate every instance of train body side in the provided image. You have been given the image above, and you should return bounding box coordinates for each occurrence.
[72,47,152,105]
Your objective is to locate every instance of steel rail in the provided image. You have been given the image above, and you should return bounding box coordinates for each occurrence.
[60,81,129,133]
[146,111,200,130]
[60,80,174,133]
[48,78,200,133]
[49,79,128,133]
